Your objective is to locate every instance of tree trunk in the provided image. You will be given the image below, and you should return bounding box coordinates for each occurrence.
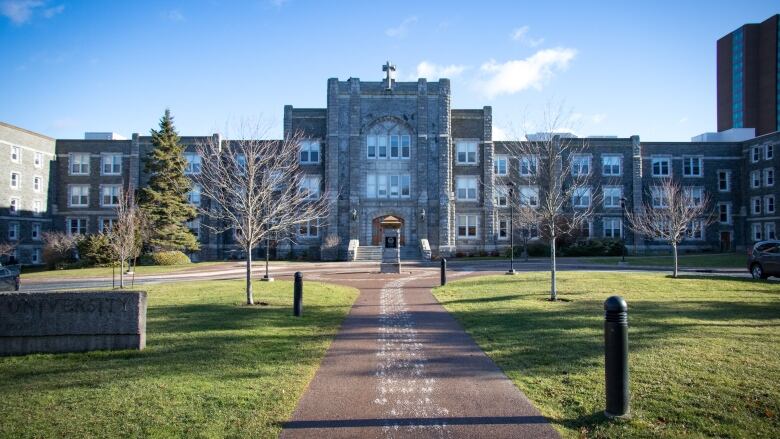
[550,236,557,301]
[119,259,125,289]
[672,243,679,278]
[246,247,254,305]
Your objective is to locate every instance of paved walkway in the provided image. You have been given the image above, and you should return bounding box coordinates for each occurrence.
[280,269,559,439]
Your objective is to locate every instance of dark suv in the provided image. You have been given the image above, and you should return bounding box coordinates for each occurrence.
[748,240,780,279]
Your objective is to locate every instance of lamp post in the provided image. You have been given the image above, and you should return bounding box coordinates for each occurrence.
[507,183,516,275]
[620,197,627,263]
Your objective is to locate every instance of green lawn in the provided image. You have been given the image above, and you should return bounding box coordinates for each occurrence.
[581,253,746,269]
[20,261,231,280]
[0,279,359,438]
[433,272,780,438]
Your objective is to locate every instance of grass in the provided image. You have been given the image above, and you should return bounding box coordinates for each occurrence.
[0,279,359,438]
[581,252,746,269]
[20,261,231,280]
[433,272,780,438]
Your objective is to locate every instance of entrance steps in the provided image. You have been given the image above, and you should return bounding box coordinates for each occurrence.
[354,246,421,261]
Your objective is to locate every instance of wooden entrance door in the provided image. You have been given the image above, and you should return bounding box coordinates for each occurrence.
[720,231,731,252]
[372,216,405,246]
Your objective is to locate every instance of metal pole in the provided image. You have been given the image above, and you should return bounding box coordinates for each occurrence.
[621,199,627,263]
[440,258,447,286]
[507,190,516,275]
[264,236,271,280]
[293,271,303,317]
[604,295,629,418]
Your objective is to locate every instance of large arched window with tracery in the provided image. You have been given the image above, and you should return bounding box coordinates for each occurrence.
[366,120,411,159]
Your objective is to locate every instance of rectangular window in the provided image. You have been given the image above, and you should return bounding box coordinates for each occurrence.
[9,197,20,215]
[684,187,704,207]
[493,155,508,176]
[188,184,201,206]
[299,140,320,164]
[186,218,201,239]
[686,220,704,240]
[682,156,703,177]
[456,176,478,201]
[366,174,376,198]
[764,168,775,187]
[494,185,508,207]
[456,142,478,164]
[457,215,479,238]
[766,144,775,160]
[100,217,116,233]
[10,172,20,189]
[70,153,90,175]
[602,155,622,176]
[32,223,41,240]
[298,219,319,237]
[571,154,591,176]
[766,223,777,240]
[390,135,400,158]
[101,153,123,175]
[31,248,40,264]
[718,170,731,192]
[497,218,508,240]
[389,175,399,197]
[34,152,43,168]
[520,156,538,176]
[603,186,623,208]
[719,203,732,224]
[184,152,201,175]
[401,135,411,158]
[8,223,19,240]
[751,170,761,188]
[519,185,539,207]
[11,145,20,163]
[377,136,387,158]
[33,200,42,216]
[367,135,376,159]
[68,218,87,235]
[752,197,762,215]
[580,220,592,239]
[651,157,671,177]
[300,176,320,199]
[752,146,761,163]
[33,176,42,192]
[766,195,776,214]
[377,175,387,197]
[752,223,763,241]
[603,218,622,238]
[572,187,591,208]
[651,187,668,208]
[400,175,411,197]
[101,185,121,207]
[69,185,90,207]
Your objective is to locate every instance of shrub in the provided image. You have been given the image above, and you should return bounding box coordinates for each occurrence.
[149,251,191,266]
[76,234,115,266]
[42,232,80,269]
[527,241,550,257]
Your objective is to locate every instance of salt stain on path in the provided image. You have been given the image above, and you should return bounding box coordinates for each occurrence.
[374,276,452,438]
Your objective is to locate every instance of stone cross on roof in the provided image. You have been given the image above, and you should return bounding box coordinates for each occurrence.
[382,61,396,90]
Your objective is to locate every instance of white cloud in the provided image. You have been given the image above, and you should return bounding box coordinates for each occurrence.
[165,9,185,22]
[678,116,688,124]
[591,113,606,124]
[510,25,544,47]
[41,3,62,18]
[385,16,417,38]
[492,125,509,141]
[476,48,577,98]
[415,61,467,80]
[1,0,63,24]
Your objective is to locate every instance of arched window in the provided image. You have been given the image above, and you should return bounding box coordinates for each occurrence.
[366,120,411,160]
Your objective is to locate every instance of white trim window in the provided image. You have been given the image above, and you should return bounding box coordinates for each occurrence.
[602,155,622,176]
[69,185,90,207]
[187,183,202,206]
[718,170,731,192]
[686,220,704,240]
[400,135,411,158]
[496,217,509,240]
[9,197,20,215]
[33,175,42,192]
[67,217,87,235]
[298,219,319,238]
[571,154,591,176]
[752,223,763,241]
[684,187,704,207]
[32,223,41,240]
[766,144,775,160]
[101,185,121,207]
[101,153,123,175]
[603,186,622,208]
[33,200,42,216]
[764,168,775,187]
[300,176,321,199]
[69,153,90,175]
[31,248,40,264]
[682,156,703,177]
[603,217,622,238]
[765,195,776,214]
[8,222,19,241]
[651,157,671,177]
[719,203,732,224]
[299,140,321,164]
[10,172,20,189]
[186,218,201,240]
[494,185,508,207]
[100,217,116,233]
[519,185,539,207]
[580,220,593,239]
[456,176,478,201]
[457,214,479,238]
[765,223,777,240]
[493,155,508,176]
[366,174,410,198]
[456,141,478,165]
[751,170,761,188]
[184,152,201,175]
[34,151,43,168]
[752,146,761,163]
[572,187,591,208]
[10,145,20,163]
[752,197,762,215]
[651,187,668,208]
[520,155,538,176]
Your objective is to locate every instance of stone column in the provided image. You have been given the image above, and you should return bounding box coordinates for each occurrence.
[481,106,495,251]
[630,135,643,253]
[347,78,362,243]
[437,79,455,257]
[416,79,429,241]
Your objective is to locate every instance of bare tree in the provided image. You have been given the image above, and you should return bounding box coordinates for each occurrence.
[0,242,16,261]
[513,203,542,262]
[507,105,597,300]
[626,178,714,278]
[106,191,145,288]
[42,232,80,268]
[194,124,331,305]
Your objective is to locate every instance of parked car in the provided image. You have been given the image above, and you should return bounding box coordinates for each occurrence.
[0,265,21,291]
[748,240,780,279]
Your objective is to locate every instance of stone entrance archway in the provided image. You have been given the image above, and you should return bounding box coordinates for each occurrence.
[372,215,405,246]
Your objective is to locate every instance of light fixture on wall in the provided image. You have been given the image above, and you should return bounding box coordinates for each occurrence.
[420,208,426,221]
[351,208,358,221]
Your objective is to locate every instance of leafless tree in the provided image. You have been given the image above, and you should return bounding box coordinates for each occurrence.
[0,242,16,260]
[106,191,145,288]
[626,178,714,278]
[194,123,331,305]
[507,104,597,300]
[42,232,79,268]
[513,202,542,262]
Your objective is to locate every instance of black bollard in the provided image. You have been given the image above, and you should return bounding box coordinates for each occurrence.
[604,295,629,418]
[440,258,447,286]
[293,272,303,317]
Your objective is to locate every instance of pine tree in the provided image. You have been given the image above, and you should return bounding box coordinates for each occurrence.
[139,109,200,252]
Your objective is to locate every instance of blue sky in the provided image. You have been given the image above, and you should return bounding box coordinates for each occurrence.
[1,0,777,141]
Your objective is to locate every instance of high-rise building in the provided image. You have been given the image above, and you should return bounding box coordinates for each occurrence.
[717,14,780,136]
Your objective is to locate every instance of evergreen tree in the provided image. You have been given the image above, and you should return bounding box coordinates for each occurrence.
[139,109,200,252]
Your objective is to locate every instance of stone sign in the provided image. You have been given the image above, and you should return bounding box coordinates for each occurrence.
[385,236,397,248]
[0,291,147,356]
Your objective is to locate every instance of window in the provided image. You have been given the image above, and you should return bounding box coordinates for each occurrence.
[300,176,320,199]
[764,168,775,187]
[400,175,411,197]
[100,217,116,233]
[401,135,411,158]
[519,185,539,207]
[9,197,20,215]
[520,156,538,176]
[682,156,703,177]
[522,224,540,239]
[684,187,704,207]
[494,186,508,207]
[389,135,400,158]
[101,153,123,175]
[100,185,121,207]
[603,186,623,208]
[456,176,478,201]
[719,203,732,224]
[186,218,201,239]
[457,215,479,238]
[377,135,387,158]
[456,141,478,164]
[493,155,508,176]
[10,172,20,189]
[367,135,376,158]
[572,187,591,208]
[686,220,704,240]
[603,218,622,238]
[33,176,42,192]
[11,145,20,162]
[33,200,42,216]
[69,185,90,207]
[367,134,410,160]
[31,248,40,264]
[32,223,41,240]
[751,170,761,188]
[377,175,387,197]
[298,219,319,237]
[366,174,410,198]
[752,197,762,215]
[184,152,201,174]
[68,218,87,235]
[496,218,508,240]
[766,144,775,160]
[188,184,201,206]
[571,155,591,176]
[766,223,777,240]
[752,146,761,163]
[602,155,622,176]
[752,223,763,241]
[651,157,670,177]
[765,195,776,214]
[34,152,43,168]
[299,140,320,164]
[70,153,90,175]
[651,187,668,208]
[718,170,731,192]
[580,220,593,239]
[8,223,19,240]
[389,175,400,197]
